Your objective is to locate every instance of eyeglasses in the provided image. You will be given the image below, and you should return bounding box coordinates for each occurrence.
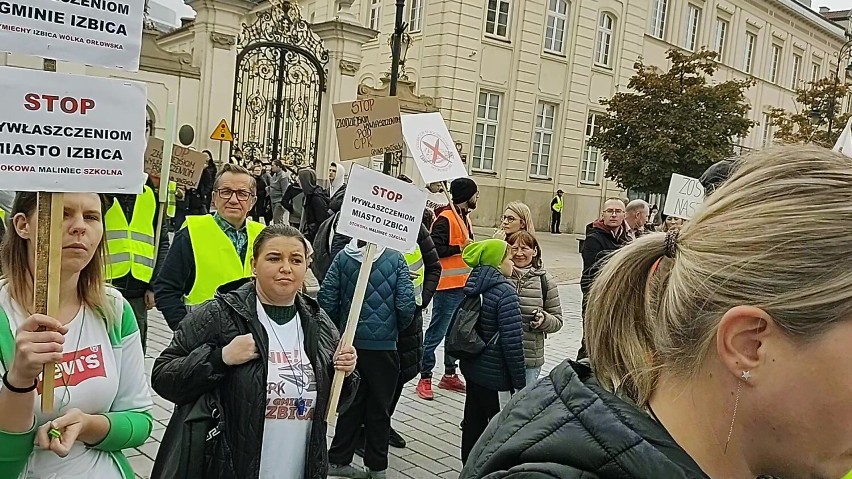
[216,188,254,201]
[603,209,625,215]
[501,215,518,223]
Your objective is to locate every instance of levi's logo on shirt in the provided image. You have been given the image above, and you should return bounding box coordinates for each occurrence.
[37,345,106,394]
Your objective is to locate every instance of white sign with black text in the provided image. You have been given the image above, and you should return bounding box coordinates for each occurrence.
[0,66,147,193]
[337,164,427,252]
[401,112,469,184]
[663,173,705,221]
[0,0,144,71]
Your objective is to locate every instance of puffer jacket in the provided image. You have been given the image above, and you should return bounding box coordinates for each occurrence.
[458,266,525,392]
[460,360,710,478]
[152,279,357,479]
[318,245,416,350]
[510,265,563,368]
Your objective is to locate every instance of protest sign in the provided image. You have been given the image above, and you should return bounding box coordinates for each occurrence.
[833,117,852,158]
[0,0,143,71]
[0,66,146,194]
[401,112,469,184]
[332,98,404,161]
[337,164,426,252]
[663,173,705,220]
[144,138,207,190]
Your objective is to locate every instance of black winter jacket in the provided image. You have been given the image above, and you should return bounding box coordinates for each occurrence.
[152,279,358,479]
[461,360,709,478]
[580,221,628,296]
[302,188,330,242]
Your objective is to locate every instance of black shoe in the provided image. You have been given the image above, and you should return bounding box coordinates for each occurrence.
[388,428,406,448]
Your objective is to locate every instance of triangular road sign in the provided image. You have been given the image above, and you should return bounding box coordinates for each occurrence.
[210,119,233,142]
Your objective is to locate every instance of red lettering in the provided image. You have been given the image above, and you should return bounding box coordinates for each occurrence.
[37,346,106,394]
[372,186,403,202]
[24,93,40,111]
[21,94,95,115]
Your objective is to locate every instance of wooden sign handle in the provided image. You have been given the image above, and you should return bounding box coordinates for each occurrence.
[442,181,469,242]
[325,243,376,425]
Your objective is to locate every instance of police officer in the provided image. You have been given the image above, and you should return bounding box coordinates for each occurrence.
[154,163,265,330]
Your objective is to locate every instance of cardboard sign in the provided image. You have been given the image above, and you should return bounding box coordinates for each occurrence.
[663,173,705,220]
[833,117,852,158]
[144,138,207,190]
[401,112,469,184]
[210,119,234,142]
[337,164,427,252]
[0,67,146,193]
[0,0,144,71]
[332,98,404,161]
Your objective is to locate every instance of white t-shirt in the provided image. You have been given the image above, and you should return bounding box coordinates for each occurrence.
[257,301,317,479]
[0,284,152,479]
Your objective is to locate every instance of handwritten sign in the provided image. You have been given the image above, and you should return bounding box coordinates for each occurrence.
[337,164,427,252]
[663,173,705,220]
[401,112,469,184]
[332,98,404,161]
[144,137,207,190]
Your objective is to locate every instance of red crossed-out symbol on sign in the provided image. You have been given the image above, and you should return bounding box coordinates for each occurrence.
[421,138,451,165]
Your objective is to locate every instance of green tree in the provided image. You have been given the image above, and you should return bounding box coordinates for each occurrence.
[767,77,851,148]
[589,49,755,194]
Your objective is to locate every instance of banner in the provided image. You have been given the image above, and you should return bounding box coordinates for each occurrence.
[0,0,143,71]
[337,164,427,252]
[144,138,207,190]
[663,173,704,220]
[401,112,469,184]
[833,117,852,158]
[0,66,146,194]
[332,98,404,161]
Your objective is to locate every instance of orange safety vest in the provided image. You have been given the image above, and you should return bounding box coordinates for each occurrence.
[435,209,473,290]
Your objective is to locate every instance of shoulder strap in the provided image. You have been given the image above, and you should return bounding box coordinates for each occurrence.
[540,273,547,308]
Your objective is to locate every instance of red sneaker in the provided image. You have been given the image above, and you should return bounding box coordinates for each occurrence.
[438,374,466,393]
[416,378,434,400]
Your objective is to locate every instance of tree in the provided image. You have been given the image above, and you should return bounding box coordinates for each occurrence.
[767,77,851,148]
[589,49,755,194]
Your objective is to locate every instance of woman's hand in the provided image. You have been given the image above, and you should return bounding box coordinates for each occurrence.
[334,343,357,377]
[35,408,90,457]
[222,333,259,366]
[8,314,67,389]
[531,309,545,330]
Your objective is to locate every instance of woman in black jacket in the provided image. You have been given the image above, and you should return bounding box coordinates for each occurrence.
[297,168,330,242]
[151,224,357,479]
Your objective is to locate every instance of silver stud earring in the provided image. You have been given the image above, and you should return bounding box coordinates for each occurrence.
[741,370,751,381]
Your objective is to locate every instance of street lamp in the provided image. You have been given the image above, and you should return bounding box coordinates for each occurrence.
[386,32,412,81]
[826,35,852,138]
[382,0,408,175]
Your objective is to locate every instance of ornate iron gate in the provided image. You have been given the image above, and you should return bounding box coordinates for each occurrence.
[232,1,328,167]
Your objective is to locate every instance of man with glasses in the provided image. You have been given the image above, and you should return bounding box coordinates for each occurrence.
[577,198,628,359]
[154,163,265,330]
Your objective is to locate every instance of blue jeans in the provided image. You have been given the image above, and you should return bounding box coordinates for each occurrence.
[420,288,465,377]
[525,367,541,387]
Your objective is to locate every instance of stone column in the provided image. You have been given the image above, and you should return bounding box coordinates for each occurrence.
[312,8,377,176]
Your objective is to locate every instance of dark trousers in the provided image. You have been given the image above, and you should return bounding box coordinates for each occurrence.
[329,350,399,472]
[126,296,148,353]
[461,381,500,464]
[551,211,561,233]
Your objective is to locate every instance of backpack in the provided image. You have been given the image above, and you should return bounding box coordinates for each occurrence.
[445,294,498,360]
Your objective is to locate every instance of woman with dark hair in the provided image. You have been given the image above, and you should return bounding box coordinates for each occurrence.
[0,192,153,478]
[152,224,357,479]
[296,168,330,242]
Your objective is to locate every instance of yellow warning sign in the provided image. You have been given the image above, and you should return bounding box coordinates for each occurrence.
[210,119,234,142]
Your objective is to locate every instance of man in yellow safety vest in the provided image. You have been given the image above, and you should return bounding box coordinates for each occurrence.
[154,163,265,330]
[104,175,171,351]
[550,189,564,234]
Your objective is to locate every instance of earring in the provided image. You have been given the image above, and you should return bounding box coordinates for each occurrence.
[724,371,750,454]
[741,370,751,381]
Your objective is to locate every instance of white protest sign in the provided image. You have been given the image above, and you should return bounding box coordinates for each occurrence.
[663,173,704,220]
[337,164,427,252]
[833,117,852,158]
[401,112,469,184]
[0,66,147,193]
[0,0,143,71]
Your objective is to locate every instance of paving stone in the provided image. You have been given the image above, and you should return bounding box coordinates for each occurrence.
[402,452,451,474]
[405,440,448,461]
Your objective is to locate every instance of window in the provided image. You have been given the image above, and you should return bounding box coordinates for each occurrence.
[485,0,510,38]
[791,54,801,89]
[594,13,614,66]
[369,0,381,30]
[544,0,568,53]
[473,91,501,170]
[761,113,773,147]
[531,102,556,177]
[812,62,821,82]
[409,0,423,32]
[714,18,728,59]
[649,0,667,39]
[744,32,757,74]
[684,5,701,51]
[769,45,781,84]
[581,113,602,184]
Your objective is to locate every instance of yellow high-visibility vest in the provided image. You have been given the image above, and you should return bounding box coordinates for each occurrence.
[104,186,157,282]
[0,209,6,223]
[552,196,564,213]
[184,215,265,305]
[404,246,424,306]
[167,181,177,218]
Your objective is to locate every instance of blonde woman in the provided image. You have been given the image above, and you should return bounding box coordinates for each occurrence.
[462,145,852,478]
[494,201,534,240]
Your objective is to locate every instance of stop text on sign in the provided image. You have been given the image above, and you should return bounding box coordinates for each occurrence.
[25,94,95,115]
[372,185,403,203]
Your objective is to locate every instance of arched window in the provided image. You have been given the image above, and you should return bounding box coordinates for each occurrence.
[594,13,615,68]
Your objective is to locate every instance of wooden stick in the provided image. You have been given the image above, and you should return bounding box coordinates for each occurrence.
[325,243,376,425]
[441,181,469,242]
[152,103,177,265]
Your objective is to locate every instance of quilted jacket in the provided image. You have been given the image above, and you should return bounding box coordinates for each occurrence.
[460,360,710,478]
[151,279,357,479]
[318,244,416,350]
[510,266,563,368]
[458,266,526,392]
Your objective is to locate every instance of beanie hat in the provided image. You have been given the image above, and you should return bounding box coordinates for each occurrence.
[462,239,508,269]
[450,177,478,204]
[699,158,735,195]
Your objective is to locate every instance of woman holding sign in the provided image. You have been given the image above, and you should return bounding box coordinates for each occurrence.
[0,192,153,479]
[151,224,357,479]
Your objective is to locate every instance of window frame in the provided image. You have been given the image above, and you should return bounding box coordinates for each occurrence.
[744,31,757,74]
[580,112,602,185]
[649,0,667,39]
[543,0,569,54]
[684,4,701,52]
[812,62,821,82]
[369,0,381,31]
[791,53,802,89]
[769,44,781,84]
[408,0,424,33]
[713,17,728,61]
[530,102,557,178]
[594,12,615,67]
[472,91,502,172]
[761,112,773,147]
[485,0,511,40]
